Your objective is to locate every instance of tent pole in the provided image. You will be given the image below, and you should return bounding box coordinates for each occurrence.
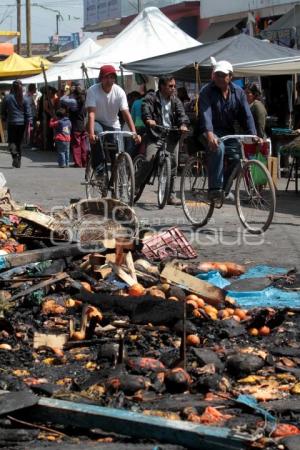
[120,62,125,90]
[194,62,200,117]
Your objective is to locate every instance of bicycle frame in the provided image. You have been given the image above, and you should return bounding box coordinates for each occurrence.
[214,135,271,208]
[96,130,136,154]
[219,134,271,160]
[145,127,177,185]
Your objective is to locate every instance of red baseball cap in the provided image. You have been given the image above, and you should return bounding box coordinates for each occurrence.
[99,65,117,79]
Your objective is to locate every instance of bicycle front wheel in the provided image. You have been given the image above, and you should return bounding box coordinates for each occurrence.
[235,159,276,234]
[85,157,102,199]
[157,156,171,209]
[114,152,135,206]
[180,156,214,226]
[133,154,146,203]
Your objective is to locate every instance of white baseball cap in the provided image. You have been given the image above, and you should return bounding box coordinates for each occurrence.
[213,60,233,74]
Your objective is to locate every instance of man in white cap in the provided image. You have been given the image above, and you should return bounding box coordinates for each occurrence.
[198,60,257,202]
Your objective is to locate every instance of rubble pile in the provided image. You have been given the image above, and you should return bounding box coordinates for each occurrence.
[0,201,299,450]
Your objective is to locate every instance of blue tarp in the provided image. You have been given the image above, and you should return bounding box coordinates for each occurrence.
[197,265,300,308]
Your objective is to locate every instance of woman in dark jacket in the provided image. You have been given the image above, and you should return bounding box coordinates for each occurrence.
[2,80,32,167]
[245,83,267,138]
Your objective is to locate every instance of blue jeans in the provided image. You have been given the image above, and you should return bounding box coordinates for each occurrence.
[206,137,241,192]
[56,141,70,167]
[91,122,118,174]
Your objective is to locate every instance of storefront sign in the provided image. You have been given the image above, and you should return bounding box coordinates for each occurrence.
[201,0,294,19]
[83,0,190,27]
[84,0,121,27]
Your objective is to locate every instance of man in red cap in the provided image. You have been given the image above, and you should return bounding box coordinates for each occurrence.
[85,64,141,188]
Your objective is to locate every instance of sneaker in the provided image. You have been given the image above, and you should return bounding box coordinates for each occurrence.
[12,155,21,168]
[225,191,235,202]
[207,189,224,202]
[167,195,181,206]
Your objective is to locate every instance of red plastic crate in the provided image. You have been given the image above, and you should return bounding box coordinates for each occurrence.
[141,227,197,261]
[244,141,270,158]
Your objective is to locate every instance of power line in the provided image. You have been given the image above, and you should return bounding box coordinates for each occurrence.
[0,2,82,6]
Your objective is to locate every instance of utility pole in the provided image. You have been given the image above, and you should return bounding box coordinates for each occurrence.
[26,0,32,56]
[137,0,142,13]
[16,0,21,54]
[56,14,59,53]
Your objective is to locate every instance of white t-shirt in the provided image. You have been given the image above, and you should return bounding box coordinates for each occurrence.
[85,83,128,129]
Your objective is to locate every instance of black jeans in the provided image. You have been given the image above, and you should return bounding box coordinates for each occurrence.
[7,124,25,159]
[136,136,179,196]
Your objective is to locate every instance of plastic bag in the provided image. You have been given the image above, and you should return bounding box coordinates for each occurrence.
[250,152,268,185]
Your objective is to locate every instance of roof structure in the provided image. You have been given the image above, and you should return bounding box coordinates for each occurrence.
[122,33,300,78]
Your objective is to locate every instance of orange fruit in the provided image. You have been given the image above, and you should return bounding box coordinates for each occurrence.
[248,327,259,336]
[185,294,199,302]
[193,309,202,318]
[204,305,218,315]
[186,300,198,310]
[195,298,205,308]
[186,334,200,346]
[225,308,235,316]
[235,309,247,320]
[128,283,146,296]
[258,326,271,336]
[208,312,218,321]
[218,309,229,320]
[232,315,241,322]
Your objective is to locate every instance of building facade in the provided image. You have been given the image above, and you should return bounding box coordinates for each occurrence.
[83,0,201,38]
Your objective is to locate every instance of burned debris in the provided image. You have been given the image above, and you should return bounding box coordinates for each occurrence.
[0,197,299,449]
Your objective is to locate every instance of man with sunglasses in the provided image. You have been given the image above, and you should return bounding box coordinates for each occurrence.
[86,65,140,188]
[198,60,257,202]
[139,75,189,205]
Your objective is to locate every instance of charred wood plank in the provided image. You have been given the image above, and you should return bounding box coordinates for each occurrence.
[0,244,104,271]
[270,347,300,357]
[0,428,39,444]
[0,391,38,416]
[265,398,300,413]
[23,397,248,450]
[9,272,69,301]
[140,395,234,412]
[76,290,186,324]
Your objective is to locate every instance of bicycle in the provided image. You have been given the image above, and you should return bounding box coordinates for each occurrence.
[83,130,136,206]
[133,125,180,209]
[180,135,276,234]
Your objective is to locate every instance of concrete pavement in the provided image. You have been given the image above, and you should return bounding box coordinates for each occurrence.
[0,145,299,267]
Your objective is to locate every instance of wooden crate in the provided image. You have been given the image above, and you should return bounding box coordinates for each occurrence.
[267,156,278,187]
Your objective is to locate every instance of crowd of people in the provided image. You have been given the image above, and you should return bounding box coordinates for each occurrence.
[0,60,275,204]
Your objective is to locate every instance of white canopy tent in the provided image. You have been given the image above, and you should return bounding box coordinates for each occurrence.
[83,6,200,71]
[20,38,102,84]
[234,56,300,76]
[18,6,200,87]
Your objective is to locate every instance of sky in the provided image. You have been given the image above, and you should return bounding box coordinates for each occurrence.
[0,0,85,43]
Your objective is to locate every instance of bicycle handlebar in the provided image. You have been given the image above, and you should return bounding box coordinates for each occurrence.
[154,125,181,131]
[96,131,137,139]
[219,134,260,144]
